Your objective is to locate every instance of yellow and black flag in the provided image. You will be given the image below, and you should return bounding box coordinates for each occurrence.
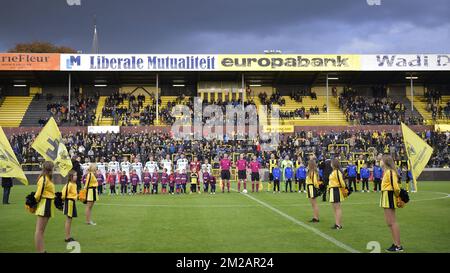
[401,122,433,191]
[0,127,28,185]
[32,117,72,177]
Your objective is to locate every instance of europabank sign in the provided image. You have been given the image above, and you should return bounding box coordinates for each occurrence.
[60,54,218,71]
[0,53,60,70]
[361,54,450,71]
[218,54,361,71]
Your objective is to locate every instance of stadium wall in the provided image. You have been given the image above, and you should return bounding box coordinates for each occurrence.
[2,125,434,137]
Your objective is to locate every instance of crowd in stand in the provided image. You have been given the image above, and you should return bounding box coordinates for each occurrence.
[31,87,447,127]
[259,91,286,106]
[339,96,407,125]
[100,92,150,126]
[9,128,449,171]
[338,87,418,125]
[39,94,97,126]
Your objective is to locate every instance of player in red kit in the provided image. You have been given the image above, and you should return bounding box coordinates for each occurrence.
[236,153,248,192]
[249,155,261,192]
[209,174,217,194]
[169,172,175,195]
[220,153,232,193]
[107,169,117,195]
[142,168,151,194]
[151,171,159,194]
[161,168,169,194]
[190,156,201,192]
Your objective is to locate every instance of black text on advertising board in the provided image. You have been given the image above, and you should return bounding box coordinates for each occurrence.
[221,56,350,69]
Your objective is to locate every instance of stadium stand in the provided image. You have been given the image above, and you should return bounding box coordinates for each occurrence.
[97,92,154,126]
[258,95,348,126]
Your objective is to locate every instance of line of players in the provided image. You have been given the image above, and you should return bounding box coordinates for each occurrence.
[81,152,414,196]
[266,154,415,193]
[81,154,218,195]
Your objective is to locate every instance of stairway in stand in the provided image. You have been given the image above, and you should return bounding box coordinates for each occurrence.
[407,95,450,124]
[0,96,35,127]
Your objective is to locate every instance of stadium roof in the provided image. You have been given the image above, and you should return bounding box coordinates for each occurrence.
[1,70,450,87]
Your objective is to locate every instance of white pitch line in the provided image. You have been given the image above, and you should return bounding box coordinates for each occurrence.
[95,203,259,208]
[94,191,449,209]
[238,191,360,253]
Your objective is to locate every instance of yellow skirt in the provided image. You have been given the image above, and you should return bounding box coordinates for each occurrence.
[35,198,54,217]
[306,184,315,199]
[329,187,344,203]
[87,187,98,202]
[63,199,77,218]
[380,191,398,209]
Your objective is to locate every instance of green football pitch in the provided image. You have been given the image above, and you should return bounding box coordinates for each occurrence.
[1,182,449,253]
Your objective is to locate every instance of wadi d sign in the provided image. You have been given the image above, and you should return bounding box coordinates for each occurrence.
[361,54,450,71]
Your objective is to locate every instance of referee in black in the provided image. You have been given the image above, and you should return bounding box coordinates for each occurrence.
[319,156,333,202]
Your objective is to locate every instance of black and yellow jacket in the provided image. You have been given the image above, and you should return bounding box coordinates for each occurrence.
[306,171,320,188]
[381,169,400,196]
[84,172,98,188]
[34,175,55,200]
[62,182,78,200]
[328,170,346,188]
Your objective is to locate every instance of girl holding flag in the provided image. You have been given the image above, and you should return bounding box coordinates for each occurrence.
[306,160,321,223]
[328,159,346,230]
[62,170,78,242]
[34,161,55,253]
[84,163,99,225]
[380,155,404,252]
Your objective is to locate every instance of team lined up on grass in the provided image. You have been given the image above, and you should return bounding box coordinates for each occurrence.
[79,151,414,196]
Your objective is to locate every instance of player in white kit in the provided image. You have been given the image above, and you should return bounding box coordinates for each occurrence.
[160,154,173,175]
[201,159,212,174]
[131,157,143,193]
[121,156,132,193]
[201,158,212,185]
[176,154,189,172]
[81,158,91,176]
[108,156,120,173]
[97,157,107,192]
[145,155,159,175]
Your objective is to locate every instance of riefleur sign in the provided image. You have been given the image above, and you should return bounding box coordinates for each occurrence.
[0,53,60,71]
[361,54,450,71]
[60,54,218,71]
